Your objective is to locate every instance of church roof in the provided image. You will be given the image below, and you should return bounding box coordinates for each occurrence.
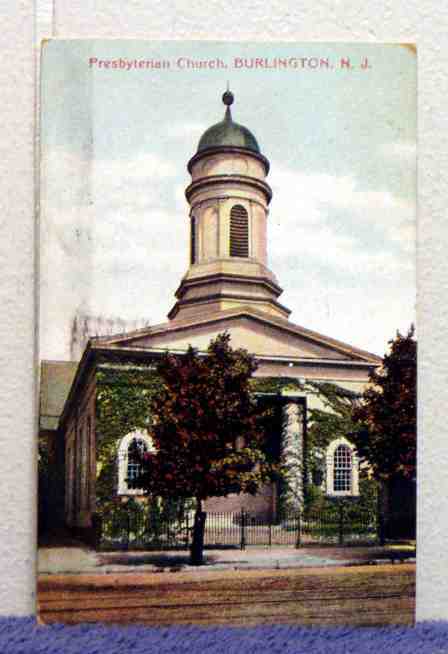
[197,90,261,155]
[90,306,382,365]
[45,90,383,434]
[54,308,381,433]
[39,360,78,431]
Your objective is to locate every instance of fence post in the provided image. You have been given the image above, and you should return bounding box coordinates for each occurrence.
[268,519,272,548]
[185,511,190,548]
[91,513,102,549]
[295,511,301,549]
[240,510,246,551]
[126,510,131,551]
[338,502,344,546]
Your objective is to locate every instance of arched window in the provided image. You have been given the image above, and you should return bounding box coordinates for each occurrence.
[117,431,155,495]
[229,204,249,257]
[325,437,359,497]
[190,215,197,264]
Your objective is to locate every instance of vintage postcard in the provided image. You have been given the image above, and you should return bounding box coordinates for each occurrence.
[38,41,416,626]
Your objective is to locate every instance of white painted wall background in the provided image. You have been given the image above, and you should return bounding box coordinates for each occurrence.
[0,0,446,622]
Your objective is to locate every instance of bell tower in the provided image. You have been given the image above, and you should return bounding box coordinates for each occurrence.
[168,89,290,322]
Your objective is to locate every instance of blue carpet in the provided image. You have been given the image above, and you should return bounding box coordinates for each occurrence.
[1,618,448,654]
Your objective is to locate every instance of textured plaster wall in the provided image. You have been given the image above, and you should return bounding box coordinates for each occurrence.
[0,0,36,616]
[0,0,447,621]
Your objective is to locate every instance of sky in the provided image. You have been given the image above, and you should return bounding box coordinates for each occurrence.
[40,41,416,360]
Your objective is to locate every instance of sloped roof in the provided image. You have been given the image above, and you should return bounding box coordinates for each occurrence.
[39,360,78,431]
[45,308,382,432]
[90,306,382,365]
[197,91,261,155]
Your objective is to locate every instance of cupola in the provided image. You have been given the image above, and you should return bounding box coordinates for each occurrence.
[168,89,290,322]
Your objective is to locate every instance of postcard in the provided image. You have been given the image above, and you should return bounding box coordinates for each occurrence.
[38,40,416,627]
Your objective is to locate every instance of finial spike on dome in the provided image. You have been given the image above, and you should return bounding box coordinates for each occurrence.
[195,88,262,155]
[222,87,234,122]
[222,88,234,107]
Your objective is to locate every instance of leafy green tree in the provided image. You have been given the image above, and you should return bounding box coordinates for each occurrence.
[133,333,276,565]
[352,326,417,481]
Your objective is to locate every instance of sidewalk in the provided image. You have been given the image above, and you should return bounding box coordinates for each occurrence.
[38,541,416,575]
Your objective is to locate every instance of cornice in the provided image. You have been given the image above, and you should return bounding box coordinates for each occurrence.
[174,270,284,299]
[168,292,291,320]
[187,145,270,175]
[185,173,272,205]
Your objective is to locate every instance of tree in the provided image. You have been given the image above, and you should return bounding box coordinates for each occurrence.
[132,333,277,565]
[352,326,417,481]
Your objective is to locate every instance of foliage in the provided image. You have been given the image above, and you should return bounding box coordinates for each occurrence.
[303,476,379,517]
[133,333,278,503]
[95,363,196,540]
[301,478,379,542]
[250,377,304,395]
[38,435,50,470]
[95,365,160,502]
[96,366,159,442]
[306,382,360,449]
[38,434,66,533]
[130,332,281,564]
[93,342,398,552]
[304,381,360,488]
[351,326,417,481]
[38,436,51,533]
[96,496,194,549]
[290,380,381,526]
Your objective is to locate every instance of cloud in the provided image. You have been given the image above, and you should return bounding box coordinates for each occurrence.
[163,121,207,141]
[40,148,415,360]
[268,163,415,268]
[264,163,415,354]
[40,146,191,357]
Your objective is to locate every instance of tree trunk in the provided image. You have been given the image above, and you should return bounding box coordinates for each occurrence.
[190,499,206,566]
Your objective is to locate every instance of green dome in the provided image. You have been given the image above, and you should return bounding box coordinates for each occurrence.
[197,91,261,154]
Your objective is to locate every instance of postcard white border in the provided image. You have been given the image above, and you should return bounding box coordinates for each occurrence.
[0,0,446,622]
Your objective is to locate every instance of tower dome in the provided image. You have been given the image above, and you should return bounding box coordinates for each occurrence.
[197,90,261,154]
[169,88,289,323]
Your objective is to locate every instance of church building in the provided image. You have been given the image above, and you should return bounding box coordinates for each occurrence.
[39,90,381,538]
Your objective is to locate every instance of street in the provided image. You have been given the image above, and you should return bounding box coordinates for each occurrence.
[38,563,415,627]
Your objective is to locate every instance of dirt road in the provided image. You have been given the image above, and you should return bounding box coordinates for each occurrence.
[38,563,415,627]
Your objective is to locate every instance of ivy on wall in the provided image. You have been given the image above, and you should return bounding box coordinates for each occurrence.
[95,365,160,506]
[95,366,377,519]
[252,376,379,514]
[250,376,304,395]
[304,381,379,516]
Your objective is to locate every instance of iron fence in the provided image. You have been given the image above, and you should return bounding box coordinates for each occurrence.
[97,503,381,551]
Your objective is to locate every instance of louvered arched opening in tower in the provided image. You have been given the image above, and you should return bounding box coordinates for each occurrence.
[230,204,249,258]
[190,215,197,264]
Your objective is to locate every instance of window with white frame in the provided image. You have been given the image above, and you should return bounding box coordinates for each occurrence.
[117,430,155,495]
[325,437,359,497]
